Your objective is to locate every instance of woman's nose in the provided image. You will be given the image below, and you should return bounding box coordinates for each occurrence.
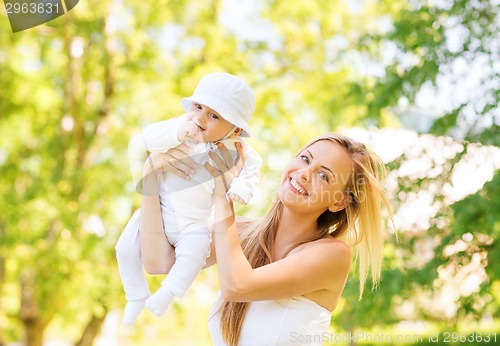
[298,167,311,182]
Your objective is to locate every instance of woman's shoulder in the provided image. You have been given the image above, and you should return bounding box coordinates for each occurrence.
[315,237,350,250]
[303,236,350,250]
[316,237,351,258]
[291,237,351,264]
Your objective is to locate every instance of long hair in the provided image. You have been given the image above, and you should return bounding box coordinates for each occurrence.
[219,133,391,345]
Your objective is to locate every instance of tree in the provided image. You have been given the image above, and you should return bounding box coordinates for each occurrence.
[0,0,257,344]
[1,1,132,344]
[1,0,498,344]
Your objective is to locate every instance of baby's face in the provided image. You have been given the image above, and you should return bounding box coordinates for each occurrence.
[187,103,236,142]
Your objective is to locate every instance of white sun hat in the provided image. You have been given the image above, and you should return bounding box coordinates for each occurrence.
[181,72,255,137]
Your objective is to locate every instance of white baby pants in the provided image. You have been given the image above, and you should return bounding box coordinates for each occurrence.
[115,174,214,301]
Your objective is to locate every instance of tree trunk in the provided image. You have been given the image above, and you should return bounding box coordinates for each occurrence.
[75,311,108,346]
[0,254,5,346]
[20,270,49,346]
[24,320,45,346]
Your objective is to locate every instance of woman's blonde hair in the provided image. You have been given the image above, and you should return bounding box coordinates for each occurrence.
[219,133,391,346]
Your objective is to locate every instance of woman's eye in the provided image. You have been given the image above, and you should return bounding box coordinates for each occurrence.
[300,155,309,163]
[319,172,329,182]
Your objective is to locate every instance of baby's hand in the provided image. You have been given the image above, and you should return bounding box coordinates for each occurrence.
[228,192,247,205]
[177,120,200,143]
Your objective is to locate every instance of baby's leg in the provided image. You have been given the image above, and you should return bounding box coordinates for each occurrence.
[115,209,150,325]
[145,227,211,316]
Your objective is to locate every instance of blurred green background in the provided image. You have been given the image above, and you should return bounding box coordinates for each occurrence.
[0,0,499,345]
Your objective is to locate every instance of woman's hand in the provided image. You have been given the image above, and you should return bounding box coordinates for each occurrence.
[142,143,199,179]
[204,142,246,198]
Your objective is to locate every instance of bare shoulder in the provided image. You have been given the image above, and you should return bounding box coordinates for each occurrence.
[298,238,352,308]
[299,237,350,254]
[316,237,351,254]
[298,238,352,269]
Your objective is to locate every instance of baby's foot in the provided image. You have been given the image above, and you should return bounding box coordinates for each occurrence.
[145,287,174,316]
[123,297,147,326]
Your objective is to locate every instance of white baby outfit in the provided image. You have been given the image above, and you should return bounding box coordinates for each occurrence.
[115,113,261,304]
[208,292,332,346]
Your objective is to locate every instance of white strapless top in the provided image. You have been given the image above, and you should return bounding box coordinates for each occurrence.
[208,293,332,346]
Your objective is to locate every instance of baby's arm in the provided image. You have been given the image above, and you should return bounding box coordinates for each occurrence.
[143,113,199,153]
[177,119,201,143]
[129,115,186,191]
[227,142,262,204]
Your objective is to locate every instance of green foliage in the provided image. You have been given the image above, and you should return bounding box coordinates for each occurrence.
[451,172,500,281]
[0,0,498,344]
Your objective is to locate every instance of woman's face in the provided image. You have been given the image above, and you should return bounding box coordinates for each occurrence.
[278,139,353,215]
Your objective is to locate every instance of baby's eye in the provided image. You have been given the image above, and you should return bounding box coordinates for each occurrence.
[210,113,219,119]
[300,155,309,163]
[194,103,202,110]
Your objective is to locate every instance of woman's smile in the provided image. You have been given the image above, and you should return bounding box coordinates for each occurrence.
[288,177,308,196]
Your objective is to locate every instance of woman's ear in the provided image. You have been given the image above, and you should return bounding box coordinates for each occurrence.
[328,193,352,212]
[328,200,347,213]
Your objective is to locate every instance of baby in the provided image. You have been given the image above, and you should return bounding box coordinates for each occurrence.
[115,73,262,325]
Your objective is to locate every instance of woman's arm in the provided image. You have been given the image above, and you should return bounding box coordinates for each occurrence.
[139,172,175,274]
[139,144,198,274]
[214,204,351,302]
[206,144,352,302]
[202,217,253,269]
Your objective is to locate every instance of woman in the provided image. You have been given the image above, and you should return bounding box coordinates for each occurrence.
[138,134,390,346]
